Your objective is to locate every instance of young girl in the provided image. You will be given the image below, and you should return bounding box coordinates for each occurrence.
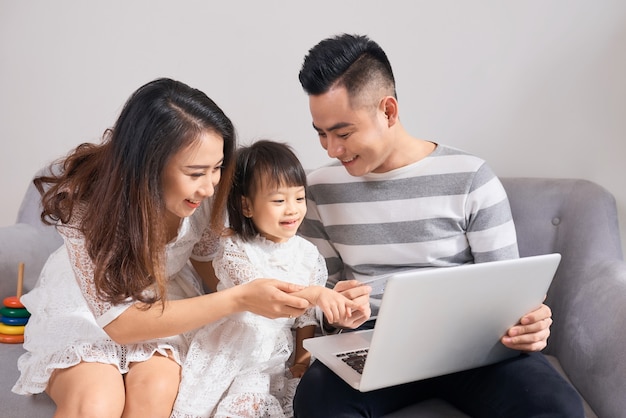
[11,79,314,418]
[171,140,358,418]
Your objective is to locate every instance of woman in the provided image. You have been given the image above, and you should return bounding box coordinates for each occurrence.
[12,78,312,418]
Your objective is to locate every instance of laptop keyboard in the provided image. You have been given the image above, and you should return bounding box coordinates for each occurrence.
[336,349,369,374]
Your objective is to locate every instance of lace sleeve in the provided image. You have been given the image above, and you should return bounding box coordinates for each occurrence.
[311,252,329,287]
[213,237,260,290]
[295,252,328,329]
[191,224,221,262]
[58,209,132,327]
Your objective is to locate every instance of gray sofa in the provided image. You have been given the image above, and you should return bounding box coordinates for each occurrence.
[1,176,625,418]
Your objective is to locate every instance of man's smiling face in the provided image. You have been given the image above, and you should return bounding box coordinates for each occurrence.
[309,85,395,176]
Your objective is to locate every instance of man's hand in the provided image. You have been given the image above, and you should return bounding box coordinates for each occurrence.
[501,303,552,352]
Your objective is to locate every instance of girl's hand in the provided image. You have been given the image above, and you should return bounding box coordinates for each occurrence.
[501,303,552,352]
[316,287,358,324]
[291,286,357,323]
[289,363,309,378]
[234,279,309,319]
[331,280,372,329]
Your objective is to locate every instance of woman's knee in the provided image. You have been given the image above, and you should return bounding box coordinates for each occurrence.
[58,394,125,418]
[48,363,125,418]
[123,355,181,417]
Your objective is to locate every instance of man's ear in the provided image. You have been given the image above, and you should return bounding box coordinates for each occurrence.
[381,96,399,125]
[241,196,253,218]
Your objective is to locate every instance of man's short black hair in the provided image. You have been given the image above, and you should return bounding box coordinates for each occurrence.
[298,33,396,101]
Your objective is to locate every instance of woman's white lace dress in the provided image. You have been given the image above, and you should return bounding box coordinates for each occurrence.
[12,200,218,395]
[171,234,327,418]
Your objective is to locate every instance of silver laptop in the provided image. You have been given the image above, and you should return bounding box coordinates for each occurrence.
[303,253,561,392]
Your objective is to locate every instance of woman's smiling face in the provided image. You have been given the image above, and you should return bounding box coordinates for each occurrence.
[162,130,224,226]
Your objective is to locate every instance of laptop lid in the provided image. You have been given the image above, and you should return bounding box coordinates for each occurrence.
[304,253,561,392]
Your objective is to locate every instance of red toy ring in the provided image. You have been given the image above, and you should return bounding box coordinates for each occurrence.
[0,333,24,344]
[3,296,24,309]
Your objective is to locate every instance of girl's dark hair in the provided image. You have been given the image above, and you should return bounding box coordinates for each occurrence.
[35,78,236,306]
[298,33,396,100]
[227,140,307,241]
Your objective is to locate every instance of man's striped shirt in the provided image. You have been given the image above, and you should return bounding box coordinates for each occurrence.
[300,144,519,315]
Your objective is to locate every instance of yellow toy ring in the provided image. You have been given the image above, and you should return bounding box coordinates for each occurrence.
[0,323,25,335]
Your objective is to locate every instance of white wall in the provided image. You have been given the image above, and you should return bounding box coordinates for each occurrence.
[2,0,625,255]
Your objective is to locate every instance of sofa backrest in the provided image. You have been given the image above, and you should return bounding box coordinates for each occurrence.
[501,177,622,261]
[1,175,64,298]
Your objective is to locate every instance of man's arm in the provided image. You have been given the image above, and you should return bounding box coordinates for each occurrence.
[466,168,551,351]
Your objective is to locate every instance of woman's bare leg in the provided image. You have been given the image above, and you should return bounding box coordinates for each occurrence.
[122,353,181,418]
[47,362,125,418]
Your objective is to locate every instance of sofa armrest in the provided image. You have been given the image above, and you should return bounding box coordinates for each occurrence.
[553,259,626,418]
[0,223,62,299]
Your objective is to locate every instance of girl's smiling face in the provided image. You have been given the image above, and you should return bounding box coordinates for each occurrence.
[162,130,224,228]
[242,180,307,243]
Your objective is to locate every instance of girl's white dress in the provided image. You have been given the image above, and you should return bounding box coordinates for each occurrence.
[171,234,327,418]
[12,200,217,395]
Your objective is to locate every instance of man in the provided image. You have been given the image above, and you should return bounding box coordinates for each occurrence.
[294,33,583,417]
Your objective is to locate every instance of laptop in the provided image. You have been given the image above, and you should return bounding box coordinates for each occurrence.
[303,253,561,392]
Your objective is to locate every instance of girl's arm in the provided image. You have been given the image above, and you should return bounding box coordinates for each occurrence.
[290,324,316,378]
[191,259,219,292]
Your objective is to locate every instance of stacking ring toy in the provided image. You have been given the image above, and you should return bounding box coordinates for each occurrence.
[0,262,29,345]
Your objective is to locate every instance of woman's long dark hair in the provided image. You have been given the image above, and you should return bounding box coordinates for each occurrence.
[35,78,236,306]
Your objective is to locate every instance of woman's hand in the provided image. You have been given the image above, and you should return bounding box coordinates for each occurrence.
[501,303,552,352]
[234,278,309,319]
